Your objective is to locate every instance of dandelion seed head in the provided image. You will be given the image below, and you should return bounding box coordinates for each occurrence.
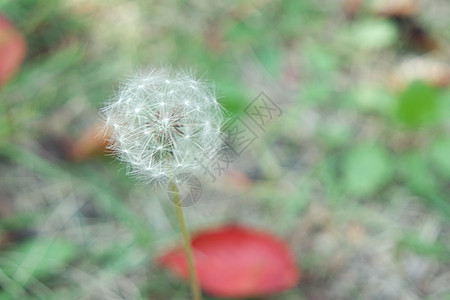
[101,67,225,185]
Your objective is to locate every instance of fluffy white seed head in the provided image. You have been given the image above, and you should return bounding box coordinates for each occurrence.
[101,68,225,185]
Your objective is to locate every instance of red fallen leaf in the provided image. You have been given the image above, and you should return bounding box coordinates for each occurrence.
[0,14,26,86]
[158,224,300,298]
[374,0,417,17]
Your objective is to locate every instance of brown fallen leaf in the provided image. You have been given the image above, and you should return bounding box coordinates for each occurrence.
[374,0,438,53]
[69,121,110,162]
[373,0,417,17]
[390,57,450,90]
[344,0,362,20]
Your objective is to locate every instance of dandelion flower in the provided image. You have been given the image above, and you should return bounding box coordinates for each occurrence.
[101,68,225,185]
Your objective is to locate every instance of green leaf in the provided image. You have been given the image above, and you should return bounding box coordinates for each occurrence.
[254,43,282,76]
[400,152,436,193]
[398,235,449,260]
[347,19,397,51]
[319,122,352,148]
[1,238,77,285]
[400,152,450,219]
[430,138,450,178]
[343,144,393,197]
[306,45,339,74]
[303,82,334,103]
[216,82,248,115]
[396,81,439,127]
[351,85,395,114]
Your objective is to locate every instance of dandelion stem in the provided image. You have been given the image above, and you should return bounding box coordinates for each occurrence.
[171,182,202,300]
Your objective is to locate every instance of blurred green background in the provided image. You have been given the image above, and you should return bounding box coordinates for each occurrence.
[1,0,450,299]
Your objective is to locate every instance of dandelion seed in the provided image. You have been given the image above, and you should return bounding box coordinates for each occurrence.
[101,67,225,185]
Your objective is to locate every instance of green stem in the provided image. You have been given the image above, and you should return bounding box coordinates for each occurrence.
[170,182,202,300]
